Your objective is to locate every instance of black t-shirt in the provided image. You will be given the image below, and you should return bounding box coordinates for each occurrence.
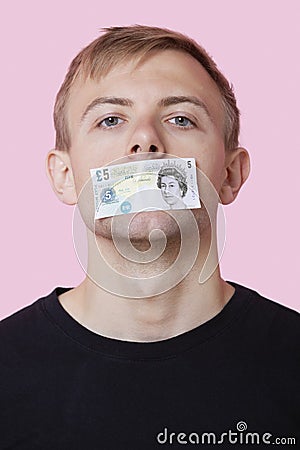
[0,282,299,449]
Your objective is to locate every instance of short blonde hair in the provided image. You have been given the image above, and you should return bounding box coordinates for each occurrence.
[54,25,240,151]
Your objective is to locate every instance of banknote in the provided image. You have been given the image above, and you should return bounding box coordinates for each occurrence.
[90,158,201,220]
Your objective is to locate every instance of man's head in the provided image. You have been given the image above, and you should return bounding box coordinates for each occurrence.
[53,25,240,153]
[47,25,250,242]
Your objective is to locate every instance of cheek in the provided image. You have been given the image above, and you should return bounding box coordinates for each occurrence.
[73,128,124,166]
[196,141,226,192]
[70,137,120,196]
[69,148,94,196]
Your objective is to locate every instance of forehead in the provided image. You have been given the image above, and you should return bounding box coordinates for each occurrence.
[161,175,179,182]
[67,49,224,127]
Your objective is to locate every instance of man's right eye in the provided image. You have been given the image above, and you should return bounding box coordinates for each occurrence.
[97,116,124,128]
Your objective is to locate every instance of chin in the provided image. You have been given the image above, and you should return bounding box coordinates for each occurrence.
[94,209,181,242]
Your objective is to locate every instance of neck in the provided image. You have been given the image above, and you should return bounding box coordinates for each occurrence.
[59,221,234,342]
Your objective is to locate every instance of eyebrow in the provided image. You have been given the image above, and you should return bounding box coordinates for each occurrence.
[158,96,212,121]
[80,97,134,123]
[80,95,212,124]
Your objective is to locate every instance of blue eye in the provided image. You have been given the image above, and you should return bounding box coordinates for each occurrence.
[98,116,124,127]
[169,116,194,128]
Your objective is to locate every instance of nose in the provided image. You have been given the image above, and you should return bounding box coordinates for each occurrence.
[126,120,166,159]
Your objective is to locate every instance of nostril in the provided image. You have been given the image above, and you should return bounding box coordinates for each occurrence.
[132,145,140,153]
[131,144,158,153]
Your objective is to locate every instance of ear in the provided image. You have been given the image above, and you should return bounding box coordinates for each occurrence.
[219,147,250,205]
[46,149,77,205]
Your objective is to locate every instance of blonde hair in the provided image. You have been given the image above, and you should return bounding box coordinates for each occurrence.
[54,25,240,151]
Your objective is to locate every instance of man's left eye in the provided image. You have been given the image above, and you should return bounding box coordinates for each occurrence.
[168,116,195,128]
[98,116,124,127]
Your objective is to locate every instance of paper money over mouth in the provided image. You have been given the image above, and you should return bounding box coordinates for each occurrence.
[90,158,201,220]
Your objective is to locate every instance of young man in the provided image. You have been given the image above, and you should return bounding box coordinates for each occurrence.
[1,26,299,449]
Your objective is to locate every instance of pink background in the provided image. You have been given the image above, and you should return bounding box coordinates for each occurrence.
[1,1,299,319]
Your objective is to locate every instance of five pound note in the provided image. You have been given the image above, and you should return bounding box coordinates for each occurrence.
[90,158,201,220]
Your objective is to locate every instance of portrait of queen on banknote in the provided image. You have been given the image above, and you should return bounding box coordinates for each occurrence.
[156,162,188,210]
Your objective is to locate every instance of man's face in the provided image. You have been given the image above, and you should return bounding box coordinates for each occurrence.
[160,176,182,206]
[66,49,227,239]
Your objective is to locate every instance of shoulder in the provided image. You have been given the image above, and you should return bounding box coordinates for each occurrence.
[0,288,71,350]
[1,289,55,328]
[231,281,299,320]
[229,281,300,352]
